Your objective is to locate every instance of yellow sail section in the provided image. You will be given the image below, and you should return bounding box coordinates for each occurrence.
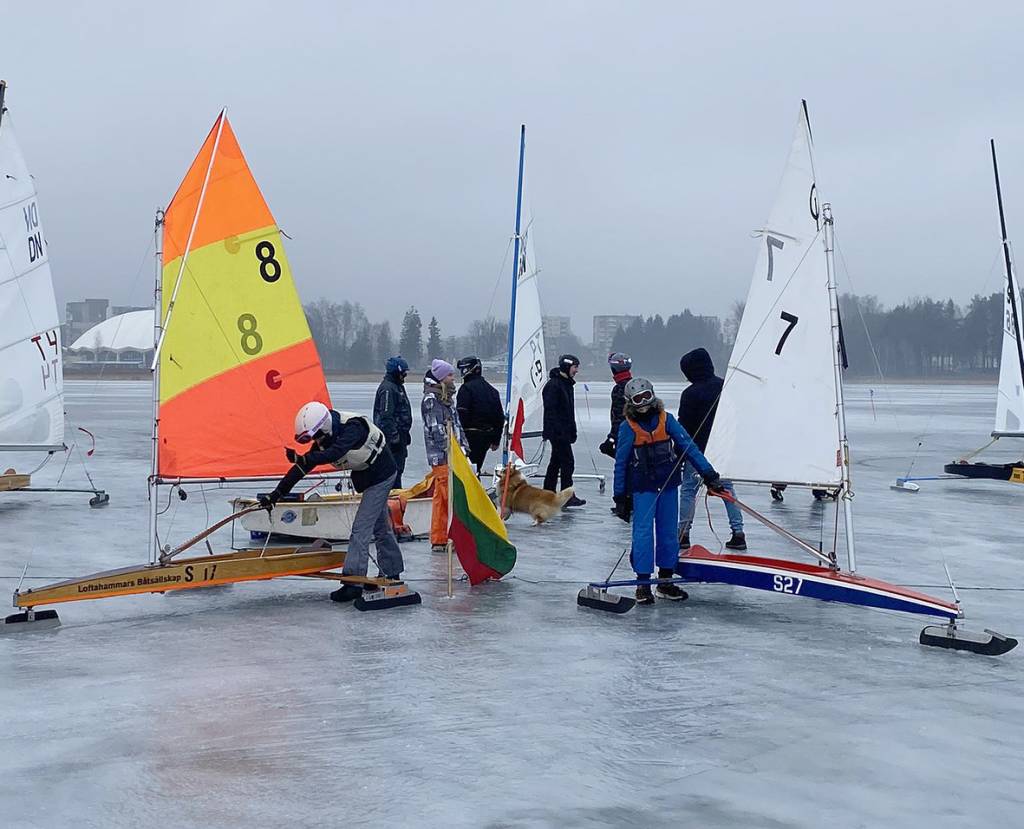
[157,113,330,479]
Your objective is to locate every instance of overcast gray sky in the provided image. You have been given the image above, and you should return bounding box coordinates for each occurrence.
[5,1,1024,340]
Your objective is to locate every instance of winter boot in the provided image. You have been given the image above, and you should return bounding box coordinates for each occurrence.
[564,495,587,508]
[678,529,690,550]
[770,485,785,502]
[725,532,747,551]
[329,584,362,603]
[635,575,655,605]
[431,543,448,553]
[655,567,688,602]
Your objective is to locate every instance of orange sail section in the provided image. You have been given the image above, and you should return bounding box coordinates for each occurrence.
[158,112,330,479]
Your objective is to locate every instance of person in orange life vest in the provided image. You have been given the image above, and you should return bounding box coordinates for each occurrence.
[613,377,725,605]
[421,359,469,551]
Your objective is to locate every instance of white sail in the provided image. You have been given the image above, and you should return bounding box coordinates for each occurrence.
[705,106,841,487]
[0,101,64,451]
[507,181,546,432]
[993,274,1024,436]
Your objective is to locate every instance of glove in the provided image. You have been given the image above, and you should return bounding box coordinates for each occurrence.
[257,491,280,513]
[703,473,727,494]
[598,438,616,458]
[285,447,299,464]
[403,432,412,447]
[613,494,633,523]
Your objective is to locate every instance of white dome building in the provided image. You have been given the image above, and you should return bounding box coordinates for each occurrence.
[68,309,154,366]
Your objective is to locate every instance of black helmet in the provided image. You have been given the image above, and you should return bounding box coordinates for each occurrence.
[457,356,482,377]
[558,354,580,370]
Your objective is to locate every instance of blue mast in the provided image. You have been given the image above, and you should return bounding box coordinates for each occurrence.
[502,124,526,466]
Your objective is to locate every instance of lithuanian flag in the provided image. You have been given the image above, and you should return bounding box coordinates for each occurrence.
[447,432,517,584]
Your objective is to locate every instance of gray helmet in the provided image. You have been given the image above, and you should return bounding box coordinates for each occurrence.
[624,377,655,407]
[608,352,632,374]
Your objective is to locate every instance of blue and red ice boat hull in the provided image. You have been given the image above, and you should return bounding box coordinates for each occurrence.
[676,546,959,621]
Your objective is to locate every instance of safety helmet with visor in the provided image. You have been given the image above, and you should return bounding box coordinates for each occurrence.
[624,377,656,408]
[294,401,332,444]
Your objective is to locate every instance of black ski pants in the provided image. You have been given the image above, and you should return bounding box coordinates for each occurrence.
[543,439,575,491]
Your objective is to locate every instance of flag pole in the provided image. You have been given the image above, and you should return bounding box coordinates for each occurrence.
[447,540,454,599]
[446,421,455,598]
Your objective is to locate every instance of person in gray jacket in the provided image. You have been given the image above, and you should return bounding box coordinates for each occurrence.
[421,359,468,550]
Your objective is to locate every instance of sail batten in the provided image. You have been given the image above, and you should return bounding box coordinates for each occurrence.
[157,114,329,479]
[705,106,841,487]
[0,93,65,451]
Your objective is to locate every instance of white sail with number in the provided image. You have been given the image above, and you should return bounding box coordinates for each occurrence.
[507,179,547,440]
[993,271,1024,436]
[705,105,841,487]
[0,90,64,451]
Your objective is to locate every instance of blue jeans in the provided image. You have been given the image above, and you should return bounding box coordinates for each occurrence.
[678,460,743,535]
[631,488,679,575]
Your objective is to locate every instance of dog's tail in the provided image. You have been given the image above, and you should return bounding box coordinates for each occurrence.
[555,487,574,509]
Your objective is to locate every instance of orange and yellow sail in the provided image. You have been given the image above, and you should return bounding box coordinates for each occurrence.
[157,112,330,478]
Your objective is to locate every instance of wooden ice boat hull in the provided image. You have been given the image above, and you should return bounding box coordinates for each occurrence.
[0,472,31,491]
[676,546,959,621]
[943,461,1024,483]
[13,545,347,609]
[234,494,433,541]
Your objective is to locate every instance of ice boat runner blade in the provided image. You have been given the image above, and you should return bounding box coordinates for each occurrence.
[577,586,636,614]
[1,609,60,633]
[353,582,421,611]
[920,625,1018,656]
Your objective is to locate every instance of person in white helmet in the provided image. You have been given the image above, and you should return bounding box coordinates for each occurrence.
[259,401,405,603]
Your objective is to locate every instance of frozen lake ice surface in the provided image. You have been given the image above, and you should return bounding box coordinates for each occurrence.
[1,380,1022,828]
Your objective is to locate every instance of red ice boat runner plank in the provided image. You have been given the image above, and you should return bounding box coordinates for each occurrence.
[676,546,959,621]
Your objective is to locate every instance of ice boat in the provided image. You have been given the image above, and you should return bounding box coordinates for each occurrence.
[944,141,1024,485]
[5,111,417,630]
[681,102,1014,653]
[582,102,1016,655]
[235,473,434,541]
[0,81,107,507]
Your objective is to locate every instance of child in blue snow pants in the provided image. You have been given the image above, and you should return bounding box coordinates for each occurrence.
[612,378,725,605]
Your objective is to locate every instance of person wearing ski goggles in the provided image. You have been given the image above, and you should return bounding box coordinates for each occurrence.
[612,377,725,605]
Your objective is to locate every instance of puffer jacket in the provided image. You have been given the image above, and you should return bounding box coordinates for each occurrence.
[542,368,577,444]
[678,347,723,452]
[421,376,468,466]
[456,373,505,444]
[373,370,413,449]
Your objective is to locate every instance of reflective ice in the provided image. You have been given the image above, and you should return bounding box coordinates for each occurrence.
[1,380,1022,828]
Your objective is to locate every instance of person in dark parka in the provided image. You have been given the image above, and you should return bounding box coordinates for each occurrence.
[373,356,413,489]
[542,354,585,507]
[455,356,505,474]
[677,347,745,550]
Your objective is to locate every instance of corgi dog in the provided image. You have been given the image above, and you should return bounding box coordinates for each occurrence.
[498,467,573,525]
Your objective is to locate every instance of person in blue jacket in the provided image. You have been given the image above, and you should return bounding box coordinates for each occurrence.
[613,377,725,605]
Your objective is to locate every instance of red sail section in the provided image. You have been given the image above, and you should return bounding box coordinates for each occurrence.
[158,340,329,478]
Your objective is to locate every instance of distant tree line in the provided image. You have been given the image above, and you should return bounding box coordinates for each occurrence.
[304,291,1009,378]
[839,292,1005,378]
[609,310,729,377]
